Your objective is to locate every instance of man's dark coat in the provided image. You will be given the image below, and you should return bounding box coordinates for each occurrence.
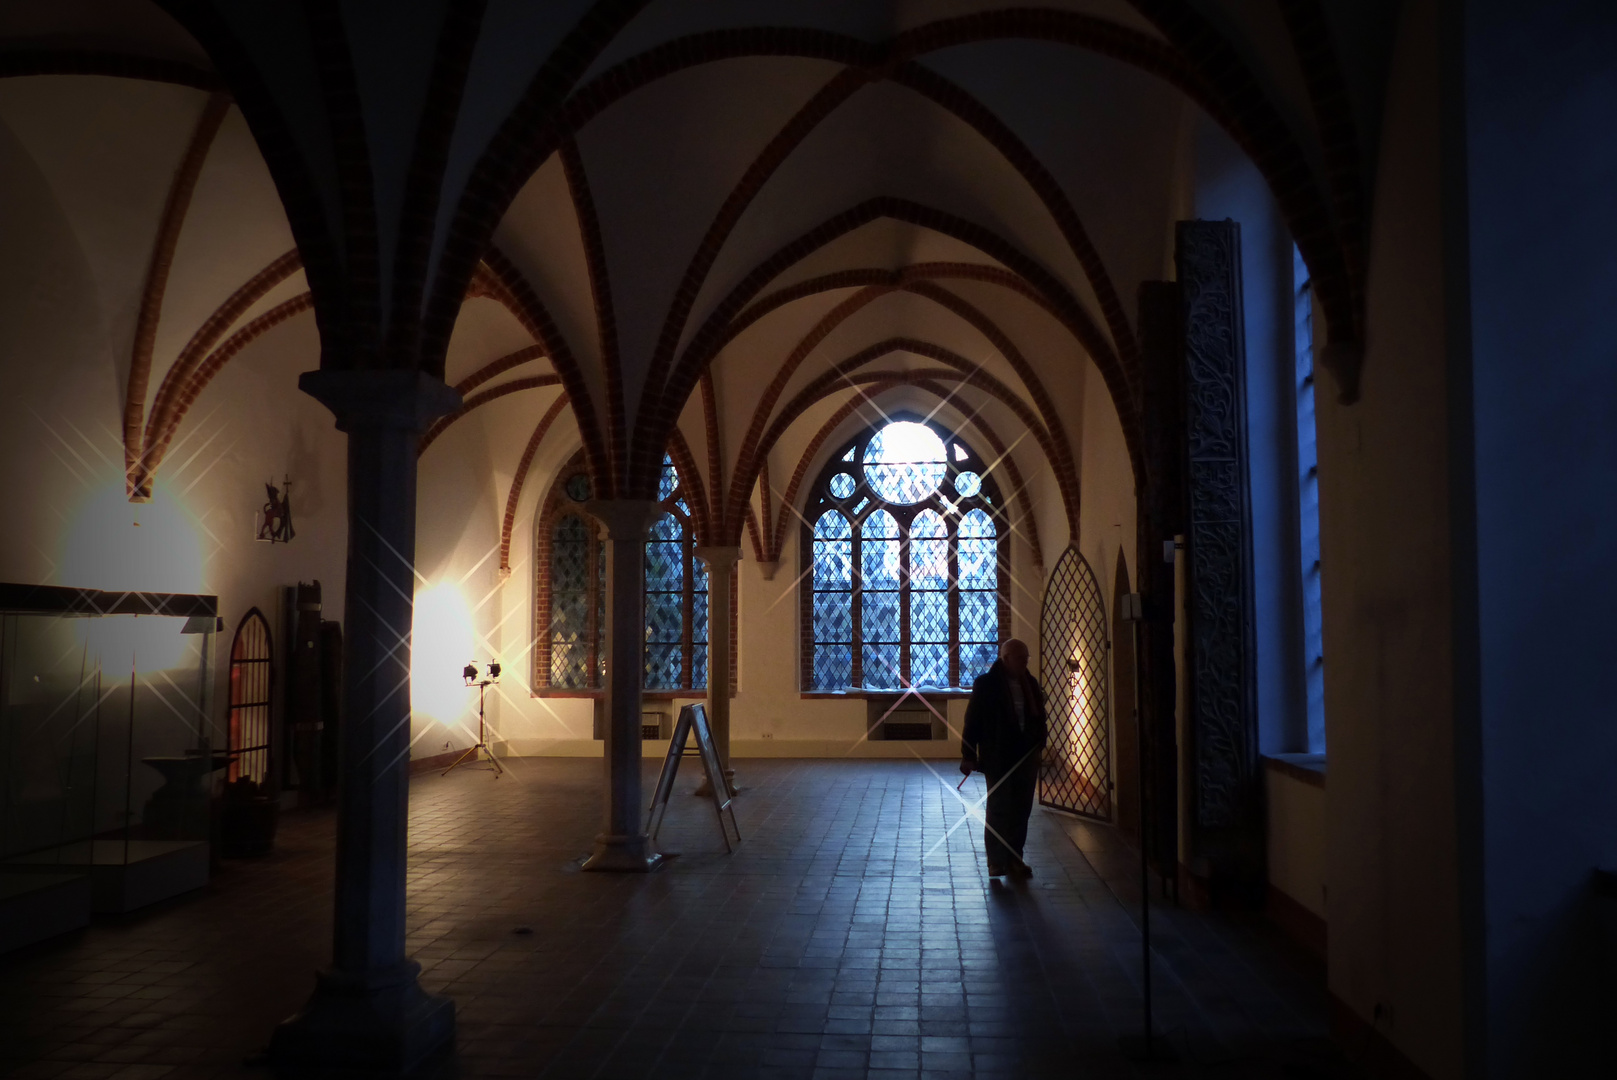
[961,659,1048,774]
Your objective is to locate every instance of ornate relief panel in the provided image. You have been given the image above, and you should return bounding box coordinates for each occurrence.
[1176,221,1258,834]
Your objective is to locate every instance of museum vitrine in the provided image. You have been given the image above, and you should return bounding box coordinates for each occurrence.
[0,584,222,915]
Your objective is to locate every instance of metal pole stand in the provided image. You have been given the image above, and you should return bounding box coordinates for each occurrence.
[443,670,503,777]
[1118,594,1174,1063]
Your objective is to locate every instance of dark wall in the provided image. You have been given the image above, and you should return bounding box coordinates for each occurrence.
[1463,1,1617,1073]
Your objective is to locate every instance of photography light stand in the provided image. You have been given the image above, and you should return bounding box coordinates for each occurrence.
[443,660,503,777]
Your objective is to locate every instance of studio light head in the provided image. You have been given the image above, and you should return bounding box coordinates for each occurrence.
[462,661,478,685]
[487,661,501,681]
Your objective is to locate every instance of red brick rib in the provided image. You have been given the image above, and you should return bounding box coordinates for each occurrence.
[499,393,571,573]
[125,92,231,497]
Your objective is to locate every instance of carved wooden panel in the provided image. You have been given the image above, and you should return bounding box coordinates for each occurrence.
[1176,221,1257,833]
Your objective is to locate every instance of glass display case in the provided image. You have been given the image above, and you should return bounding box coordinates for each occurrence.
[0,584,221,917]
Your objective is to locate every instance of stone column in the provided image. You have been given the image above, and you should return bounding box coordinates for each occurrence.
[269,369,460,1073]
[695,545,741,794]
[582,499,663,872]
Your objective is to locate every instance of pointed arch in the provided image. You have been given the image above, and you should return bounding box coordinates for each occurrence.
[1039,546,1111,821]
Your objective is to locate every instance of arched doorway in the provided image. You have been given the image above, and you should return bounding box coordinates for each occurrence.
[228,609,273,784]
[1038,547,1111,820]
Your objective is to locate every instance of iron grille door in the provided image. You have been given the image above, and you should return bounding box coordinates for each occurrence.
[228,609,273,784]
[1038,547,1112,819]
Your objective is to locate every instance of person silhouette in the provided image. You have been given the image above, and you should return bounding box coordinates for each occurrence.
[960,638,1047,878]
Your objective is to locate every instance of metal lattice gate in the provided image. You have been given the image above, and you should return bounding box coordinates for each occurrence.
[1038,547,1111,820]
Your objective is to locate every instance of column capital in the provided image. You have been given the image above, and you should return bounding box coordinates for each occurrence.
[584,498,661,540]
[693,545,743,569]
[299,369,461,433]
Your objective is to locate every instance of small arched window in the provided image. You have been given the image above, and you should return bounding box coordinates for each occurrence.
[802,419,1007,691]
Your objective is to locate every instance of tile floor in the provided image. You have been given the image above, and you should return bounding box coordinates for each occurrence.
[0,758,1359,1078]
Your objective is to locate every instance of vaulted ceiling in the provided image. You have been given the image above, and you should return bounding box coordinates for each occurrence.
[0,0,1395,562]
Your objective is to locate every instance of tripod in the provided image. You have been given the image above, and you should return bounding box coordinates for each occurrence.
[443,674,503,777]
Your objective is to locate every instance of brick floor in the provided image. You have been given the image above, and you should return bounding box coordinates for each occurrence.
[0,758,1357,1078]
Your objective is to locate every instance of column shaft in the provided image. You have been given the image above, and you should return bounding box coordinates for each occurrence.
[583,500,663,872]
[695,546,741,793]
[269,369,459,1072]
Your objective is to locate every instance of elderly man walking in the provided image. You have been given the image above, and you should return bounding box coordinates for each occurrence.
[960,639,1048,878]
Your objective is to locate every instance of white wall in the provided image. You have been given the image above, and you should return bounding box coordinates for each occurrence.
[1321,3,1466,1072]
[0,79,348,751]
[1266,767,1327,920]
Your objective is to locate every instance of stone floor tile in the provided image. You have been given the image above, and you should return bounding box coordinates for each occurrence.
[0,759,1349,1079]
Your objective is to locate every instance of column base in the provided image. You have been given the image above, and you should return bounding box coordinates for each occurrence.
[582,832,665,873]
[694,769,738,798]
[268,962,454,1074]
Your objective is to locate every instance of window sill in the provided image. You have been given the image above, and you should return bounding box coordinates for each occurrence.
[1263,753,1326,789]
[529,690,717,700]
[800,690,973,701]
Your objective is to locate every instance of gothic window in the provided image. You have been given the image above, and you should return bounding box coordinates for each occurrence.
[548,511,603,688]
[535,454,714,694]
[802,419,1007,692]
[542,466,605,690]
[645,454,708,691]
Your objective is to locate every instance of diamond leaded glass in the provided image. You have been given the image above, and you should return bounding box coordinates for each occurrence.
[813,512,852,589]
[910,510,947,589]
[550,516,590,642]
[959,643,997,684]
[813,592,851,642]
[814,643,852,690]
[551,643,589,688]
[862,421,947,504]
[862,643,900,689]
[861,590,899,644]
[862,510,899,588]
[646,643,682,689]
[959,509,996,589]
[658,455,679,500]
[622,455,706,692]
[911,643,949,688]
[959,590,998,642]
[550,514,593,688]
[910,590,948,642]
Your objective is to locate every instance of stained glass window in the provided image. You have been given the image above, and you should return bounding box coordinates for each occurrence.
[644,454,707,691]
[803,419,1005,691]
[539,456,709,693]
[548,508,603,689]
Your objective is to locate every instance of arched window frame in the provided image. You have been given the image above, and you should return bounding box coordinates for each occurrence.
[799,416,1011,694]
[533,451,730,697]
[533,453,605,694]
[643,454,709,693]
[227,608,273,784]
